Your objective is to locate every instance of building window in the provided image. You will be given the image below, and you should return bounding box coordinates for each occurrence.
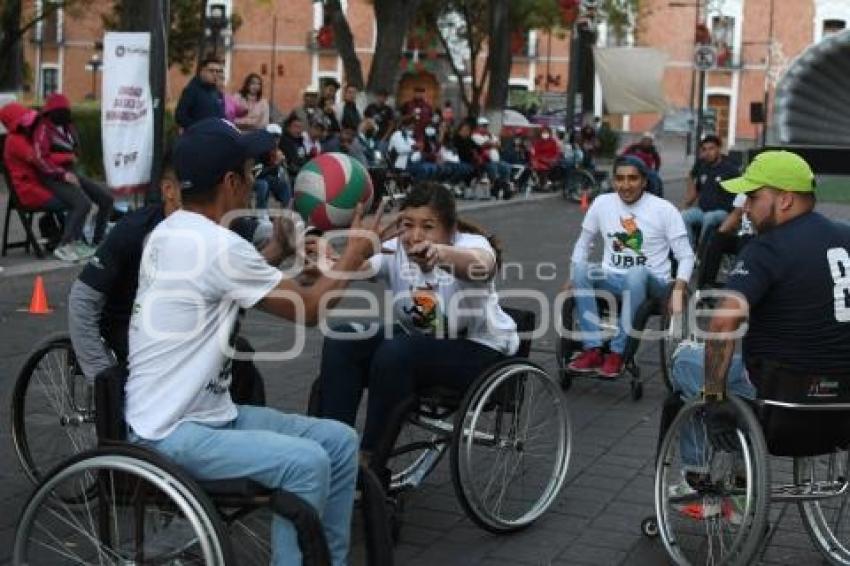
[823,19,846,37]
[711,15,735,67]
[41,67,59,100]
[35,0,63,45]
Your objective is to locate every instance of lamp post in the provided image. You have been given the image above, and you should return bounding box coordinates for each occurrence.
[761,0,775,147]
[86,53,102,100]
[205,4,228,58]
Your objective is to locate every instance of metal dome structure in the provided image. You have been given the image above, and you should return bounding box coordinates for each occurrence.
[774,29,850,146]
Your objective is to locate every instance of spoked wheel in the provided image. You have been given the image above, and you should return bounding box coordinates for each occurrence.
[655,396,770,565]
[451,361,571,533]
[796,450,850,565]
[13,446,232,566]
[11,333,98,485]
[659,308,687,394]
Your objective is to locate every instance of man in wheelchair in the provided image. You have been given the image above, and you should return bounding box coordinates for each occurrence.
[566,156,693,378]
[123,118,388,565]
[668,150,850,519]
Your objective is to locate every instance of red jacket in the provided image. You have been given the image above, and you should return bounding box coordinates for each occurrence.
[531,137,560,170]
[0,103,55,209]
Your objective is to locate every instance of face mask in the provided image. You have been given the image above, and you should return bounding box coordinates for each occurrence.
[425,126,436,138]
[541,133,550,140]
[405,129,415,137]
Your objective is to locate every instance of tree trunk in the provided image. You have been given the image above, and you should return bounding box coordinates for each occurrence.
[484,0,511,111]
[367,0,422,97]
[0,0,24,92]
[326,0,364,89]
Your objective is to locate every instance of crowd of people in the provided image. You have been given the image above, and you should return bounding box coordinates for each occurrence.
[174,56,606,218]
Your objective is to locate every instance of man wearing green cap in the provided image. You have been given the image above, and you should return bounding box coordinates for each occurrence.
[663,150,850,519]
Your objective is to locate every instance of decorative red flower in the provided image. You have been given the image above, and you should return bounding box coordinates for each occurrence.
[317,25,334,49]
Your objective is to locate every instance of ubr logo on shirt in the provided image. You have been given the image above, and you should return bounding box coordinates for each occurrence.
[608,215,646,268]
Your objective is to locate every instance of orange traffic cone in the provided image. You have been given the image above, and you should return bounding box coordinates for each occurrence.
[28,275,52,314]
[580,190,590,213]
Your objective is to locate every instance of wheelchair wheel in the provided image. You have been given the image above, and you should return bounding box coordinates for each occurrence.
[658,308,684,393]
[13,445,232,565]
[655,396,770,565]
[11,333,97,485]
[451,360,571,533]
[796,450,850,565]
[565,168,598,203]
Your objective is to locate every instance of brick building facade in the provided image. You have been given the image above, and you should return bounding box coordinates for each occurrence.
[20,0,850,147]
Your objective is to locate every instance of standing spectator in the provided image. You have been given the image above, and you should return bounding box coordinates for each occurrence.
[278,115,308,179]
[320,78,340,108]
[400,86,433,138]
[364,88,395,148]
[290,88,321,127]
[233,73,270,131]
[175,56,225,130]
[336,84,363,131]
[681,134,740,248]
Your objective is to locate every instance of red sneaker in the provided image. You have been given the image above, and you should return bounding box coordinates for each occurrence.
[598,352,625,378]
[567,348,603,373]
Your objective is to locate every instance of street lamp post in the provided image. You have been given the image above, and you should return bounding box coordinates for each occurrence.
[86,53,102,100]
[761,0,775,147]
[205,5,228,58]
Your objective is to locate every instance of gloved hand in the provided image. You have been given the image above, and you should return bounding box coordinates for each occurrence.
[703,399,743,453]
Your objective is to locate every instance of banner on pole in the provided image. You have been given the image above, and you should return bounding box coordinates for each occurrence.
[102,32,153,195]
[593,47,669,114]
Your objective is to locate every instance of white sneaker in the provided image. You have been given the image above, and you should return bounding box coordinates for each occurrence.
[54,243,80,262]
[74,242,97,260]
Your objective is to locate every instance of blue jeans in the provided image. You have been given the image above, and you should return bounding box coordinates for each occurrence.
[255,175,293,211]
[131,405,358,566]
[671,342,756,472]
[681,207,728,249]
[570,262,668,354]
[408,161,439,181]
[319,324,505,451]
[484,161,511,182]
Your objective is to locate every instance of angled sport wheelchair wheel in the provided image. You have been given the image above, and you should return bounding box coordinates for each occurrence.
[564,168,599,203]
[13,445,232,565]
[655,396,770,566]
[11,333,98,485]
[795,450,850,565]
[451,360,571,533]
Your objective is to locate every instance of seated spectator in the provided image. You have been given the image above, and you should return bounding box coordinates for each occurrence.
[278,115,309,179]
[34,94,114,260]
[364,89,395,150]
[449,121,478,185]
[233,73,270,131]
[290,88,321,128]
[472,117,510,186]
[408,124,441,181]
[253,123,292,218]
[336,84,363,132]
[303,120,326,160]
[400,86,433,139]
[387,115,417,172]
[531,127,561,186]
[0,103,63,251]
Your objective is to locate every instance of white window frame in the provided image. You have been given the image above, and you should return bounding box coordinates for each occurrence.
[706,0,742,68]
[814,0,850,42]
[39,64,61,100]
[34,0,63,44]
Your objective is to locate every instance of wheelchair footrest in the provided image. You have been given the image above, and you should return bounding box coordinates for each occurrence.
[770,479,850,502]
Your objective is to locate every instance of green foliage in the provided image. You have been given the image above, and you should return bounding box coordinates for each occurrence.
[599,0,641,45]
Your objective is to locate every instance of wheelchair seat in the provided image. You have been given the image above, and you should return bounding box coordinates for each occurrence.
[750,359,850,457]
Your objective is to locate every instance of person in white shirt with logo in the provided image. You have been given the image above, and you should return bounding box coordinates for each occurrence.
[566,155,694,377]
[126,118,387,565]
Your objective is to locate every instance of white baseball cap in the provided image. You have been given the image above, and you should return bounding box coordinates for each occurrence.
[266,123,283,136]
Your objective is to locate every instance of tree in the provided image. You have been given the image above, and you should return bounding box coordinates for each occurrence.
[420,0,563,115]
[0,0,95,92]
[320,0,364,89]
[366,0,423,95]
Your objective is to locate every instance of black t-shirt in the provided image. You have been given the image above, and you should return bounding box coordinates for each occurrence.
[725,212,850,373]
[690,156,740,212]
[364,103,395,139]
[79,205,165,355]
[279,132,307,176]
[340,102,362,131]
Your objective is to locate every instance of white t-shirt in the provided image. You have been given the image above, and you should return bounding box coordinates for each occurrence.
[369,233,519,355]
[126,210,283,440]
[572,192,693,281]
[388,130,415,170]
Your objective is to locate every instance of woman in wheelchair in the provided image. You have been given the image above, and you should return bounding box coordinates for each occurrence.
[566,155,692,378]
[317,181,519,460]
